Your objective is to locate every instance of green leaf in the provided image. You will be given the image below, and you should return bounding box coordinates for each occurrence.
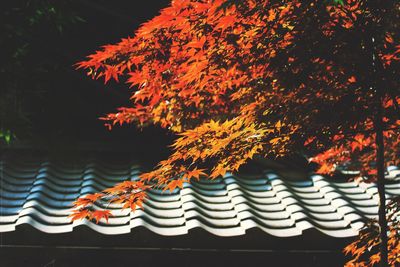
[0,129,13,144]
[332,0,344,5]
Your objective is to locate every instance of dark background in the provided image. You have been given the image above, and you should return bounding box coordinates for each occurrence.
[1,0,173,164]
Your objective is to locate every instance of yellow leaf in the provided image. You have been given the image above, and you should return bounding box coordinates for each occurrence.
[270,137,281,145]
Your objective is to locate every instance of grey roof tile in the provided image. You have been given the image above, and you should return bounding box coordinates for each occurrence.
[1,157,400,238]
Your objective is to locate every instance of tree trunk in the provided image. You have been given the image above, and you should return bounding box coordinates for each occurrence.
[375,104,389,267]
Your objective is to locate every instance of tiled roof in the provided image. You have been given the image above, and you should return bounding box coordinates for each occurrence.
[1,155,400,238]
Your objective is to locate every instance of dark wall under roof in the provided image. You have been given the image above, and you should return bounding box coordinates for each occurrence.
[1,226,351,267]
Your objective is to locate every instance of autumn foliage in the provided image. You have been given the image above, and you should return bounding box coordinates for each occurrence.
[343,196,400,266]
[72,0,400,265]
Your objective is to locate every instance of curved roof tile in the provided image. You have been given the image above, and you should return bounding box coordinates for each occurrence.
[1,157,399,237]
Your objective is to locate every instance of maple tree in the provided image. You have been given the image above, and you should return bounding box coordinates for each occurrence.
[72,0,400,265]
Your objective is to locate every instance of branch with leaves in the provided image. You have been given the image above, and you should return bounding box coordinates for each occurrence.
[344,196,400,266]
